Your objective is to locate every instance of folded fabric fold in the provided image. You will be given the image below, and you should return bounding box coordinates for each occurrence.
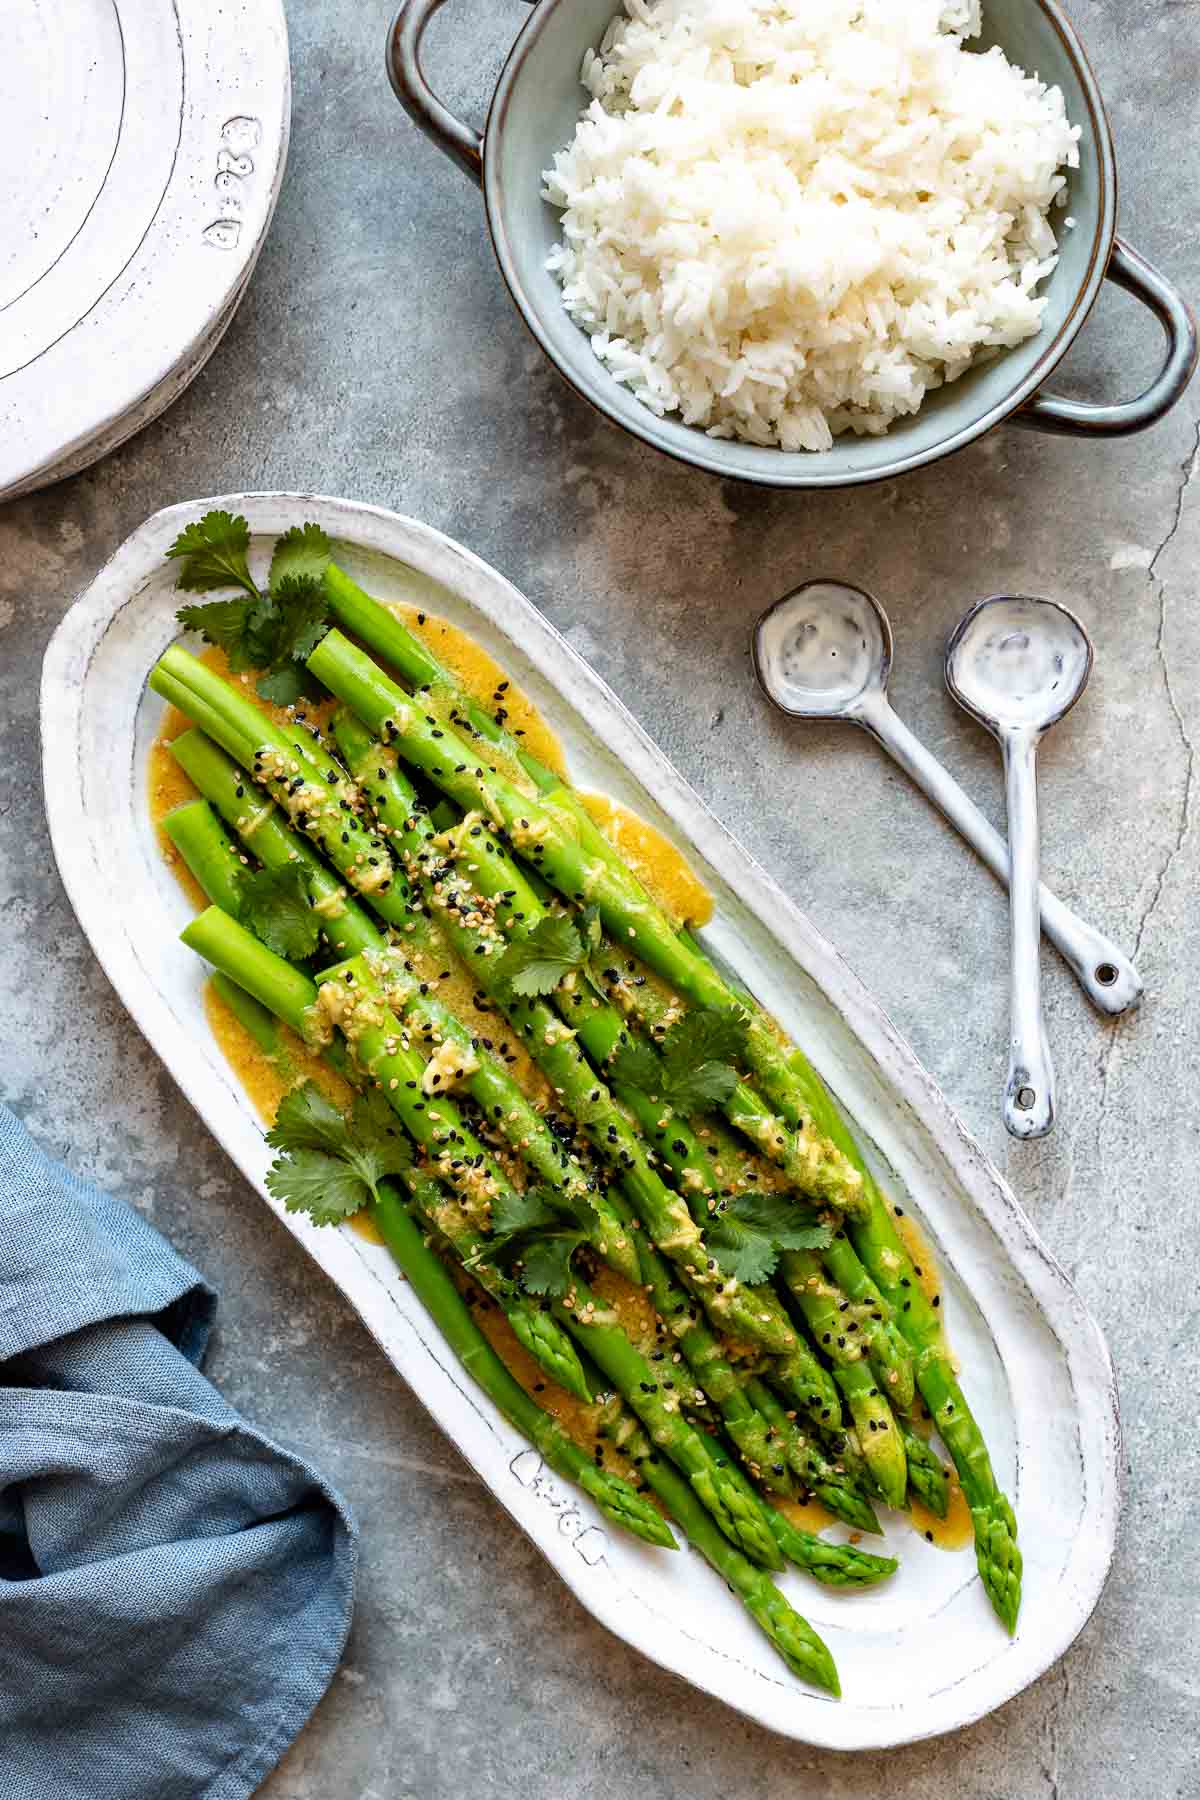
[0,1103,357,1800]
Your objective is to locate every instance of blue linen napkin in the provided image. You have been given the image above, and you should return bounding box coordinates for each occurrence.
[0,1103,357,1800]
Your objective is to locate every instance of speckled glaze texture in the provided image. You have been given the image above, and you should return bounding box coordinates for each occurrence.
[4,0,1200,1793]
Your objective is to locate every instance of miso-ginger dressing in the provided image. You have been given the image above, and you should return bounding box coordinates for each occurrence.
[578,793,713,929]
[384,601,567,784]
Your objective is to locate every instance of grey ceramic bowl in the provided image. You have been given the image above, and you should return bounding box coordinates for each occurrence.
[389,0,1196,490]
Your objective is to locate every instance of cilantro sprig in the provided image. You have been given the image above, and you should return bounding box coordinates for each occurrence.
[705,1192,831,1285]
[494,907,601,998]
[166,510,258,596]
[169,511,335,705]
[265,1082,412,1226]
[237,864,321,961]
[468,1182,595,1298]
[609,1006,749,1114]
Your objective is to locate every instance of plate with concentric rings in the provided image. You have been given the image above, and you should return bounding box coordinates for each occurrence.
[0,0,289,502]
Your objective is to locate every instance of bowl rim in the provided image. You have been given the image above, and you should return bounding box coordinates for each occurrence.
[481,0,1117,490]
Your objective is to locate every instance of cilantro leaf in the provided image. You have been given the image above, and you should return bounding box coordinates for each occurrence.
[171,516,331,697]
[167,510,258,597]
[349,1086,413,1177]
[267,1082,350,1156]
[609,1005,749,1115]
[176,595,259,660]
[519,1229,589,1297]
[269,522,333,590]
[254,665,313,707]
[663,1007,748,1079]
[265,1150,375,1226]
[706,1192,832,1285]
[488,1184,561,1240]
[608,1037,662,1094]
[238,865,321,960]
[467,1184,593,1297]
[662,1056,741,1115]
[496,915,588,997]
[250,577,329,701]
[176,590,279,674]
[265,1079,412,1226]
[271,573,332,661]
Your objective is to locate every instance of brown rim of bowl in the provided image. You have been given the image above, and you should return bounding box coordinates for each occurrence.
[482,0,1117,490]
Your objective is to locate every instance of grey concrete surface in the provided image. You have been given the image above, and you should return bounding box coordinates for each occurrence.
[2,0,1198,1793]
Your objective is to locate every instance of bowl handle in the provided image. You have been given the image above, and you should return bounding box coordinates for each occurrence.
[387,0,535,185]
[1016,238,1197,437]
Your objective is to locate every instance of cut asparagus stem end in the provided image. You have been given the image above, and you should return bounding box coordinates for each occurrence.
[180,906,319,1040]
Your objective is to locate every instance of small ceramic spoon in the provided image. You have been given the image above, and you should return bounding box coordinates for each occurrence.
[945,595,1094,1139]
[752,580,1140,1024]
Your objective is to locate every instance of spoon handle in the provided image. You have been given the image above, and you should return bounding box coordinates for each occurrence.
[859,695,1142,1016]
[1001,733,1055,1138]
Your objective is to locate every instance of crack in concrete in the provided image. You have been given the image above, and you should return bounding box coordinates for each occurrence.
[1137,419,1200,959]
[1040,1655,1071,1800]
[1094,421,1199,1151]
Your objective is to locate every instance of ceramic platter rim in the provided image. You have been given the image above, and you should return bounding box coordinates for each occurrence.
[0,0,290,503]
[40,493,1122,1750]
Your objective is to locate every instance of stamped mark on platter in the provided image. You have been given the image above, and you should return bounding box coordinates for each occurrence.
[203,116,261,251]
[509,1449,609,1565]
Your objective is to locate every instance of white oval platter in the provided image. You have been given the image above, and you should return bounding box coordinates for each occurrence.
[40,494,1121,1750]
[0,1,289,503]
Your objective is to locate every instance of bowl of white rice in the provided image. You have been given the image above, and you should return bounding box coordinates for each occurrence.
[389,0,1195,488]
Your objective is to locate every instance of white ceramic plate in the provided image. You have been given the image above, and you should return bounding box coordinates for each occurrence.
[0,1,289,503]
[41,494,1120,1750]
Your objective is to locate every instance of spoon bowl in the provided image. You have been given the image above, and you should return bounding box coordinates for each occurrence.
[754,581,891,720]
[945,595,1093,737]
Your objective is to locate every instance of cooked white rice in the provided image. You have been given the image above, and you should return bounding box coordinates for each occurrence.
[542,0,1079,451]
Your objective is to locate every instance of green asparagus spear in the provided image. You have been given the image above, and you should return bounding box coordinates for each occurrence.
[741,1376,882,1535]
[757,1031,1020,1626]
[372,1183,676,1548]
[589,1392,840,1694]
[898,1425,950,1521]
[180,906,590,1404]
[765,1512,896,1590]
[163,799,248,916]
[550,1266,784,1570]
[777,1249,908,1509]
